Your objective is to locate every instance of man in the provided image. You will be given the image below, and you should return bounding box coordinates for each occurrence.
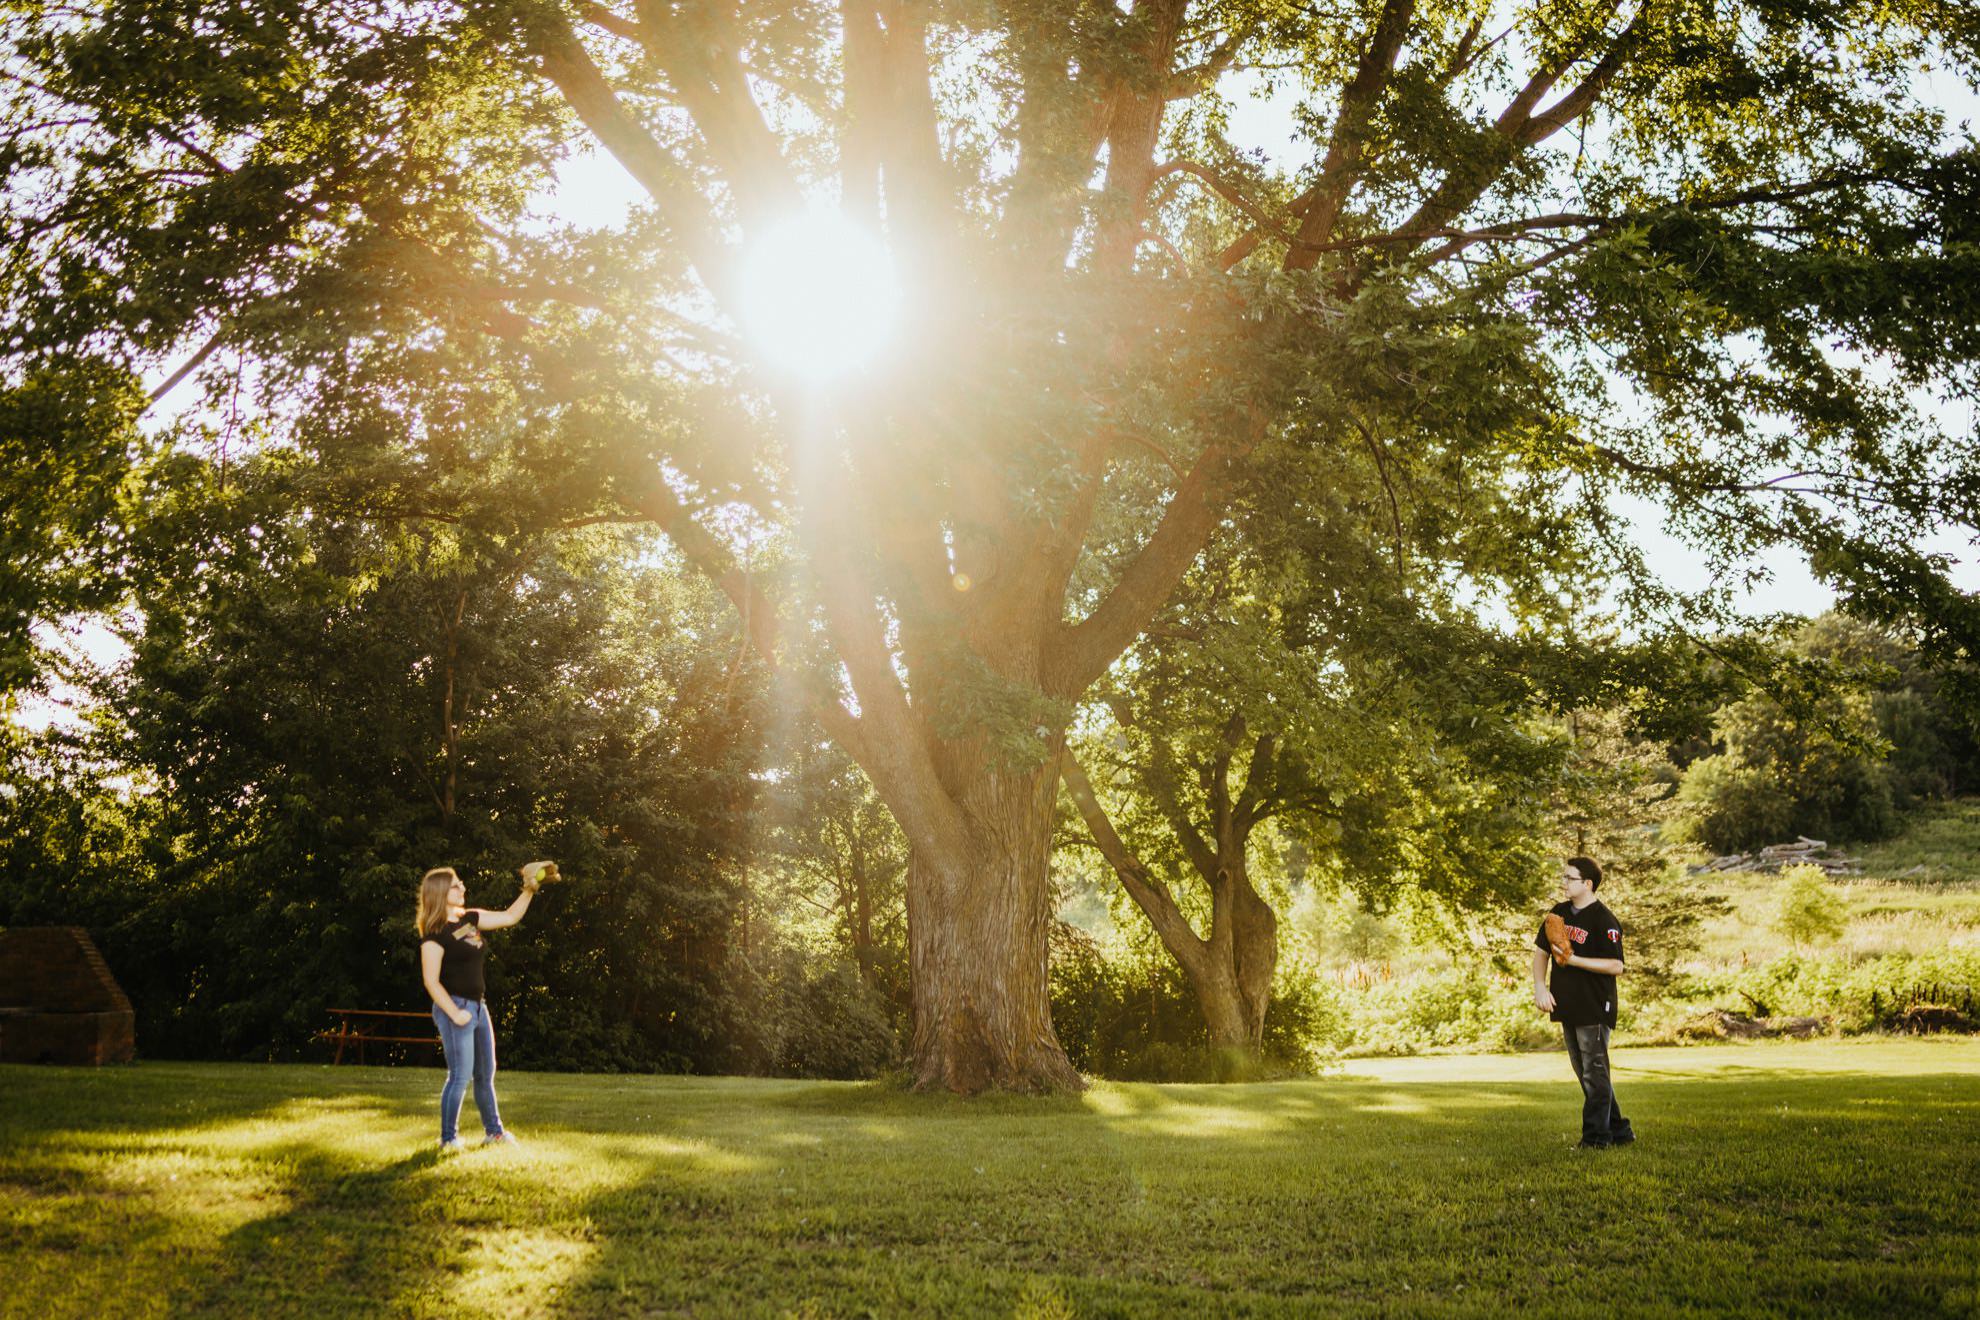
[1533,855,1635,1149]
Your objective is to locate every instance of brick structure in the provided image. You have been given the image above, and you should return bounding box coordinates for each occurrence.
[0,926,136,1065]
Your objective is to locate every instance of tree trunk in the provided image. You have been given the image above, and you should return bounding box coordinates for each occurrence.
[1194,967,1251,1052]
[438,587,468,823]
[1220,860,1279,1052]
[904,758,1082,1093]
[1185,865,1277,1059]
[1062,747,1281,1063]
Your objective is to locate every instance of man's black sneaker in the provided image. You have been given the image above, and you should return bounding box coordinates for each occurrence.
[1574,1139,1613,1150]
[1610,1129,1637,1146]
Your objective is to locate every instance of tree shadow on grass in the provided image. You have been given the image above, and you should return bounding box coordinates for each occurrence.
[0,1076,455,1319]
[766,1078,1092,1120]
[0,1062,332,1144]
[178,1145,456,1316]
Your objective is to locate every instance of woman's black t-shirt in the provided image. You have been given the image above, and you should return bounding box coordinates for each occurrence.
[422,912,488,1001]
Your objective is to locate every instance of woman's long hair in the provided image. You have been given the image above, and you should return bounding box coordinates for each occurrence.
[416,867,458,937]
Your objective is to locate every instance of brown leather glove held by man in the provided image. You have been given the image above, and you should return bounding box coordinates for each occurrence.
[1542,912,1573,965]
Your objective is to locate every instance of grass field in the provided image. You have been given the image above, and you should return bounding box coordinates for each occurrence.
[4,1040,1978,1317]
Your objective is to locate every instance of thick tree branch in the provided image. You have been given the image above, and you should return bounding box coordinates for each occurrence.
[1143,750,1223,885]
[866,1,953,240]
[840,0,888,221]
[147,328,224,405]
[997,432,1113,654]
[574,1,641,41]
[1234,733,1278,831]
[1062,754,1209,972]
[793,436,973,855]
[1393,7,1642,246]
[645,10,802,229]
[1166,21,1257,99]
[1046,439,1243,698]
[1094,0,1189,274]
[1154,160,1288,243]
[529,15,735,300]
[609,465,934,843]
[1284,0,1416,272]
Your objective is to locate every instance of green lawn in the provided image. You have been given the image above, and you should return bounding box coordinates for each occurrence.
[4,1041,1978,1317]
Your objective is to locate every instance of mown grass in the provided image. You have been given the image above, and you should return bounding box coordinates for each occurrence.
[4,1040,1978,1317]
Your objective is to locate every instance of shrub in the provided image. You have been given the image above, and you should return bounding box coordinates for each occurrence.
[1774,863,1847,950]
[767,955,901,1079]
[1680,949,1980,1032]
[1333,965,1557,1055]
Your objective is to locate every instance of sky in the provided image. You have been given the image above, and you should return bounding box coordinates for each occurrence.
[17,40,1980,731]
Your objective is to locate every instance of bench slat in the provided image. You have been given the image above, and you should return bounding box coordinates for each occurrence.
[318,1009,444,1064]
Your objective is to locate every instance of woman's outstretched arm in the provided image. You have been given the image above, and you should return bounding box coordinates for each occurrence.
[474,865,544,931]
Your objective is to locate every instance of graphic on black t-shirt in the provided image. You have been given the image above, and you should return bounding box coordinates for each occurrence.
[1534,900,1624,1027]
[424,911,488,1001]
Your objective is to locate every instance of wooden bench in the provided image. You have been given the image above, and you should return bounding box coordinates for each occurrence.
[317,1008,443,1065]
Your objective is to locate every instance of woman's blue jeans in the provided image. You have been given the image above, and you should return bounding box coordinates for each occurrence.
[433,995,504,1143]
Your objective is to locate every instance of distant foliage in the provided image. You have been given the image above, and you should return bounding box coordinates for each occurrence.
[1550,705,1728,987]
[1672,616,1980,852]
[1684,949,1980,1033]
[721,947,901,1080]
[0,451,774,1072]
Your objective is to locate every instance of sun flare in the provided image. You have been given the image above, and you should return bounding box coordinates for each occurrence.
[739,212,900,382]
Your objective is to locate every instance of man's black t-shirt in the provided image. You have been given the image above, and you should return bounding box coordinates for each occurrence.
[422,912,487,1001]
[1534,899,1623,1027]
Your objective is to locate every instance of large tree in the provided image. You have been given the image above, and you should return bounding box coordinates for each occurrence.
[7,0,1979,1090]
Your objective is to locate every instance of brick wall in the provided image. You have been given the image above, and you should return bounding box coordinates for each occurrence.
[0,927,137,1064]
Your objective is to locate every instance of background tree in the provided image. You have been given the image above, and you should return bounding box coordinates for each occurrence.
[1773,862,1848,951]
[1062,491,1579,1062]
[0,440,770,1067]
[6,0,1979,1090]
[760,739,910,1006]
[0,364,146,695]
[1548,703,1727,988]
[1673,615,1980,852]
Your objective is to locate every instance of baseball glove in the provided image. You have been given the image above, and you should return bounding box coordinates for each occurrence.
[1542,913,1572,965]
[521,860,560,890]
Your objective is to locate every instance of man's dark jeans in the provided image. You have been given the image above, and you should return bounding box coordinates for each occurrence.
[1563,1023,1633,1146]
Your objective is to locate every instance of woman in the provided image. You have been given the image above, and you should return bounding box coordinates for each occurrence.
[416,862,548,1150]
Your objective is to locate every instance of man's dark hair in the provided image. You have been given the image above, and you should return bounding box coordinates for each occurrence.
[1568,856,1603,890]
